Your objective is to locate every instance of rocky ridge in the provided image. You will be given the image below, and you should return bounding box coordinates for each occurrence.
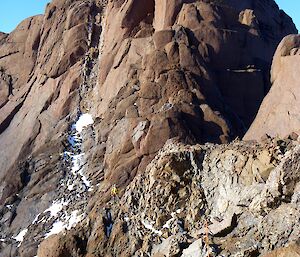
[38,137,300,257]
[0,0,299,256]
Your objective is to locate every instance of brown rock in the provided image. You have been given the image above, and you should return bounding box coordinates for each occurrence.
[153,0,184,31]
[0,0,298,256]
[271,34,300,83]
[153,30,174,49]
[262,243,300,257]
[0,16,42,90]
[245,34,300,140]
[37,234,81,257]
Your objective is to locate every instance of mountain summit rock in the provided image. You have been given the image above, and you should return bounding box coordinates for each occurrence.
[0,0,299,256]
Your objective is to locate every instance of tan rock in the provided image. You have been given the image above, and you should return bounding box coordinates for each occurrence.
[37,234,80,257]
[245,35,300,140]
[271,34,300,83]
[262,243,300,257]
[154,0,184,31]
[239,9,258,27]
[153,30,174,49]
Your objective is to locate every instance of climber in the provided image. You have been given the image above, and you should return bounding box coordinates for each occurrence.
[111,184,118,198]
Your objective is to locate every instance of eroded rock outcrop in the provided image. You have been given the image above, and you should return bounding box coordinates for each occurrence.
[88,0,297,191]
[0,0,299,256]
[245,34,300,140]
[38,137,300,257]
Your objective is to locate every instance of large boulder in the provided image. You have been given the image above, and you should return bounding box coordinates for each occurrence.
[245,34,300,140]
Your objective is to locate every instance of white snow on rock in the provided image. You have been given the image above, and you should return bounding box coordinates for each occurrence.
[162,217,175,229]
[66,114,94,189]
[45,221,66,238]
[45,210,84,238]
[68,134,81,147]
[67,181,75,191]
[32,214,41,224]
[74,113,94,133]
[142,220,162,236]
[43,199,68,218]
[162,209,181,229]
[13,228,28,242]
[13,228,28,246]
[66,210,84,229]
[41,113,94,240]
[71,153,85,175]
[80,169,92,189]
[6,204,13,210]
[70,153,92,189]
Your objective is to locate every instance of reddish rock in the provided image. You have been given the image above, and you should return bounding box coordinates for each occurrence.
[245,34,300,140]
[0,1,298,256]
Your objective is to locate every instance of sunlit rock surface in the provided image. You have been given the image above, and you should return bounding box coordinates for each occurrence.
[0,0,299,256]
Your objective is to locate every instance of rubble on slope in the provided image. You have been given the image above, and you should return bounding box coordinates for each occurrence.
[37,136,299,257]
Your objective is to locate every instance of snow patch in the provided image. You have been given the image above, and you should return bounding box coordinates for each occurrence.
[44,200,68,218]
[80,170,92,189]
[162,209,181,229]
[142,220,162,236]
[13,228,28,246]
[6,204,13,210]
[45,221,66,238]
[70,153,92,189]
[67,210,84,229]
[162,217,175,229]
[68,134,81,148]
[67,181,75,191]
[71,153,84,174]
[13,229,28,242]
[32,214,41,224]
[74,113,94,133]
[45,210,84,238]
[42,113,93,240]
[66,113,94,189]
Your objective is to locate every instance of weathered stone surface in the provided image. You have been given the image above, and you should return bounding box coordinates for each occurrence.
[0,0,298,256]
[245,34,300,140]
[0,16,42,90]
[85,138,300,257]
[262,243,300,257]
[89,0,297,191]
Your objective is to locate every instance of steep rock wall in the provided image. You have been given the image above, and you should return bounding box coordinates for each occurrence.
[0,0,298,256]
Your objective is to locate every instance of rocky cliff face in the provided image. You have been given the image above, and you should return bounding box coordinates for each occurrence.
[0,0,299,256]
[245,34,300,140]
